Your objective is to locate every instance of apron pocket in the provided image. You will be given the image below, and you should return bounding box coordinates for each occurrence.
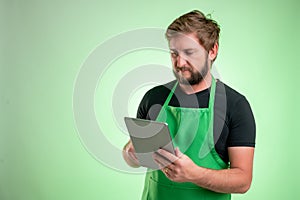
[147,176,230,200]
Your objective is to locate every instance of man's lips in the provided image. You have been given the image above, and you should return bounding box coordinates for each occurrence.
[176,67,192,73]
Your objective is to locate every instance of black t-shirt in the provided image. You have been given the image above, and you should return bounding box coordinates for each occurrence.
[137,80,256,164]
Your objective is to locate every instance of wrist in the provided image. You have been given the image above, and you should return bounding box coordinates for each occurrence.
[188,165,205,184]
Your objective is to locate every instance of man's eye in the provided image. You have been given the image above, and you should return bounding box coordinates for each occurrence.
[185,51,193,55]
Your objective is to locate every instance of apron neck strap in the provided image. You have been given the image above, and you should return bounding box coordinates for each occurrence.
[208,76,216,110]
[162,81,178,107]
[162,75,216,109]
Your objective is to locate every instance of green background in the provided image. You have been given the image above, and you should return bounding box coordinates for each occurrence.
[1,0,299,199]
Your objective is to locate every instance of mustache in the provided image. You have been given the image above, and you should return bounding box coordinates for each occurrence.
[175,66,192,72]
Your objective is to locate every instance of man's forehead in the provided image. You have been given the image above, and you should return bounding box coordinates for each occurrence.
[168,33,201,49]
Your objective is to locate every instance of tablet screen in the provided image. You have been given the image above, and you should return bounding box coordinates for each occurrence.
[124,117,175,169]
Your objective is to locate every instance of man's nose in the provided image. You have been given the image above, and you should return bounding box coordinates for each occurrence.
[176,54,188,67]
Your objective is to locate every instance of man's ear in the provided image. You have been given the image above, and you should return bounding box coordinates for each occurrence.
[208,43,218,61]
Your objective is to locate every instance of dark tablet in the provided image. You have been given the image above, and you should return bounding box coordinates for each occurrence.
[124,117,175,169]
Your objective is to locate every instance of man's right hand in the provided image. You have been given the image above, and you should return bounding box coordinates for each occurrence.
[122,140,140,168]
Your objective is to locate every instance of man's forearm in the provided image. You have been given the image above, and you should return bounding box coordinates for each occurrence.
[190,166,252,194]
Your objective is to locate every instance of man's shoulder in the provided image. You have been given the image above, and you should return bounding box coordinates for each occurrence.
[216,80,253,118]
[139,80,177,109]
[216,80,246,102]
[145,80,177,96]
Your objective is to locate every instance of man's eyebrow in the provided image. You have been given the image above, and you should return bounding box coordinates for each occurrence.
[183,48,197,51]
[169,48,197,52]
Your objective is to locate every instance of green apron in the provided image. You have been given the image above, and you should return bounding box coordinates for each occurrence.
[141,76,231,200]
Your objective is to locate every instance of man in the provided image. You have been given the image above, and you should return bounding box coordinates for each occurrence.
[123,10,256,200]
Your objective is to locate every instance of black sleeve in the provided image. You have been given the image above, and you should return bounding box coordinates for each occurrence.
[227,96,256,147]
[136,90,151,120]
[136,84,170,120]
[136,88,163,120]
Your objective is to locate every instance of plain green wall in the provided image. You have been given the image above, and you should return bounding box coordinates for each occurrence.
[1,0,299,199]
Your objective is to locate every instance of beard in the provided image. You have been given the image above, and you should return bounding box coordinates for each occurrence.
[173,58,209,85]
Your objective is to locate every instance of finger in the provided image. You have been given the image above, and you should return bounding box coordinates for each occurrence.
[153,156,167,170]
[126,142,138,159]
[153,152,171,167]
[153,153,174,169]
[175,147,183,157]
[162,167,175,180]
[157,149,179,163]
[156,163,173,178]
[128,152,140,165]
[128,152,138,162]
[128,150,138,160]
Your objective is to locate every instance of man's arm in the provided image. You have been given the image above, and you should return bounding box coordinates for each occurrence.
[153,146,254,194]
[191,147,254,193]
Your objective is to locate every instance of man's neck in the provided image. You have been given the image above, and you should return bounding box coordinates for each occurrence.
[178,73,212,95]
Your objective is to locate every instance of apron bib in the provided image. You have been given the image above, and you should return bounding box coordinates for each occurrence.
[141,77,231,200]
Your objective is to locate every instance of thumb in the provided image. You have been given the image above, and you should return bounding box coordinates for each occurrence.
[175,147,183,157]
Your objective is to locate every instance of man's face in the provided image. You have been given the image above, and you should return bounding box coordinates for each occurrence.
[169,33,210,85]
